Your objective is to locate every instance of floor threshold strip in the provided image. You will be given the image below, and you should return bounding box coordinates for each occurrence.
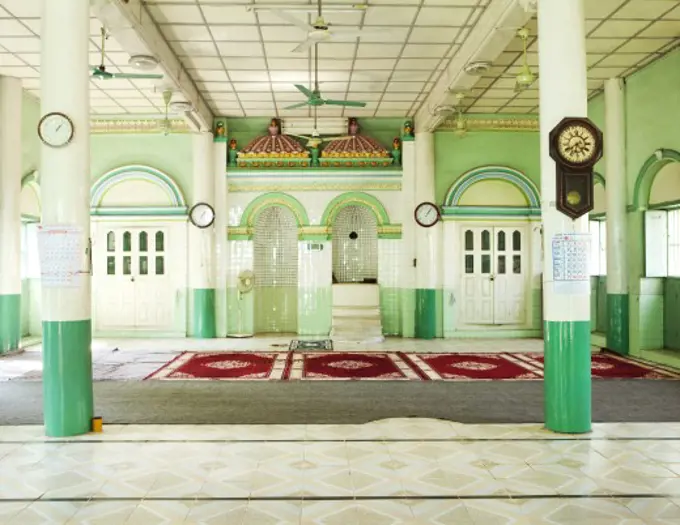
[1,436,679,445]
[0,494,674,504]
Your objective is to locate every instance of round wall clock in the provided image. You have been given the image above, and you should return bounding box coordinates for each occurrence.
[550,118,603,169]
[38,112,74,148]
[414,202,441,228]
[189,202,215,228]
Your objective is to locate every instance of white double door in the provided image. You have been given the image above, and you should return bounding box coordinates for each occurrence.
[93,224,179,332]
[460,225,527,325]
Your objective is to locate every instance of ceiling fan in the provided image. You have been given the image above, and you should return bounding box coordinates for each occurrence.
[450,92,468,138]
[285,45,366,109]
[500,27,537,93]
[271,0,390,53]
[91,27,164,81]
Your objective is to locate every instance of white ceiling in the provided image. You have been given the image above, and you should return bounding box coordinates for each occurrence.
[464,0,680,114]
[0,0,678,118]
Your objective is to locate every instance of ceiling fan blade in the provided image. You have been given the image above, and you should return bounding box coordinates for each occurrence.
[293,84,314,98]
[292,39,315,53]
[329,27,397,40]
[110,73,164,80]
[324,99,367,107]
[270,9,312,31]
[284,101,310,110]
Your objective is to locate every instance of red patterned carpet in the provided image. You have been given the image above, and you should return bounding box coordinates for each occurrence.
[145,350,680,381]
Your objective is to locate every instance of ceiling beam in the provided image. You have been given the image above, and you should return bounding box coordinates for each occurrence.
[91,0,214,132]
[414,0,535,132]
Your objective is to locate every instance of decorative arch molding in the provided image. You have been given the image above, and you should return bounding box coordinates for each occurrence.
[239,192,310,231]
[321,191,390,228]
[632,149,680,210]
[442,165,541,218]
[20,170,41,222]
[594,171,605,187]
[90,165,187,216]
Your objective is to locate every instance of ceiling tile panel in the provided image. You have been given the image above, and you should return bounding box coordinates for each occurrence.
[201,5,256,24]
[363,6,418,26]
[590,20,652,38]
[408,27,457,44]
[209,25,261,42]
[147,5,203,24]
[415,7,473,26]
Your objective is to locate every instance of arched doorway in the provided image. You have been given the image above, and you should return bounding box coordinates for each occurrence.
[253,206,299,333]
[332,205,378,284]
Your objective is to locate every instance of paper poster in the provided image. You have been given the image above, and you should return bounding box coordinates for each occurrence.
[552,233,590,294]
[37,225,86,288]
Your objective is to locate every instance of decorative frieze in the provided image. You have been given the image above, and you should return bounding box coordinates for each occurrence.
[439,117,539,132]
[90,119,190,134]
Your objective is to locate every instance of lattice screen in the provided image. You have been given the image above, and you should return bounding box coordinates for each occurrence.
[332,205,378,283]
[253,206,298,333]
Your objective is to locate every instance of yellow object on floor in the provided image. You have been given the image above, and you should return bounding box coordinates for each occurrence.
[91,417,103,433]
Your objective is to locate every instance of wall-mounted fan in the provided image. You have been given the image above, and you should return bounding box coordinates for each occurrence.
[451,93,468,138]
[91,27,164,81]
[271,0,391,53]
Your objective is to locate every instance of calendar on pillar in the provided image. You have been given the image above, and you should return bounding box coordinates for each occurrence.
[37,225,87,288]
[551,233,590,295]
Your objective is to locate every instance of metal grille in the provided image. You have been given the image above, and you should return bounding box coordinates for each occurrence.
[253,206,298,333]
[332,205,378,283]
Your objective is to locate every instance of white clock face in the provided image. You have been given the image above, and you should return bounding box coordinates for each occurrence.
[190,203,215,228]
[415,202,439,227]
[557,124,597,165]
[39,113,73,147]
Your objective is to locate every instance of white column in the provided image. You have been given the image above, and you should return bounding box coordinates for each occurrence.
[538,0,590,322]
[189,131,216,337]
[400,139,416,337]
[538,0,592,434]
[414,131,441,339]
[214,140,228,337]
[414,132,441,290]
[604,77,629,353]
[0,76,22,354]
[40,0,93,436]
[604,78,627,294]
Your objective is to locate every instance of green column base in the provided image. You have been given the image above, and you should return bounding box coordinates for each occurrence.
[415,288,436,340]
[192,288,216,338]
[43,320,93,437]
[606,293,629,355]
[544,320,592,434]
[0,294,20,354]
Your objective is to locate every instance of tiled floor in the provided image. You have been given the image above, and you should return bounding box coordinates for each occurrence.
[0,419,679,524]
[1,337,549,381]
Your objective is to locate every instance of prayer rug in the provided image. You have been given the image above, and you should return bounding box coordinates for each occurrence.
[518,352,680,380]
[145,351,290,380]
[288,352,421,380]
[408,353,541,381]
[289,339,333,351]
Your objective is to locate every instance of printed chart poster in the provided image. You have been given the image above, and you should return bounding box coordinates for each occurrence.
[552,233,590,295]
[37,225,85,288]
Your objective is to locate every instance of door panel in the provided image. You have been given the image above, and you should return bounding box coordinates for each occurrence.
[94,226,173,331]
[460,225,527,326]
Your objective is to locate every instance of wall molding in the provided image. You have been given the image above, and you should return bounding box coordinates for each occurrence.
[438,117,539,132]
[239,192,311,235]
[442,165,541,219]
[90,119,191,135]
[632,148,680,210]
[90,165,188,216]
[320,191,391,228]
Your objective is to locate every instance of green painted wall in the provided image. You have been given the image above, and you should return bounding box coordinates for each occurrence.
[21,92,41,177]
[434,125,540,203]
[90,133,194,201]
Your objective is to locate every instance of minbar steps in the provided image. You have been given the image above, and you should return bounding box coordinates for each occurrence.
[330,284,384,344]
